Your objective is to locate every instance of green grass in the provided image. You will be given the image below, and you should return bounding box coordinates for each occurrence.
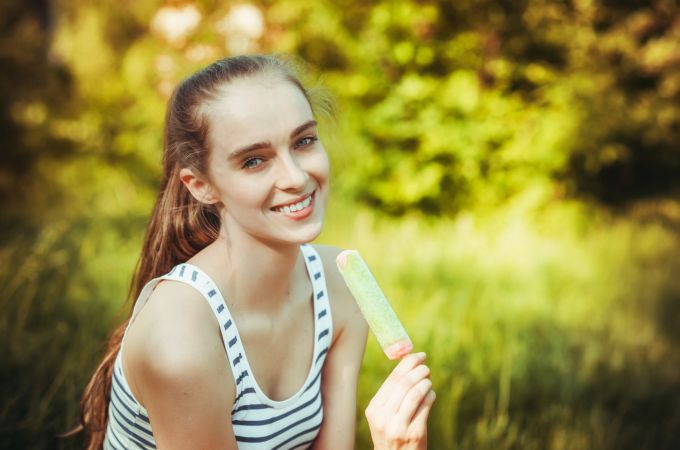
[319,196,680,449]
[1,198,679,449]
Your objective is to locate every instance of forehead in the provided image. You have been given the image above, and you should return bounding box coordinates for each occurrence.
[205,74,314,153]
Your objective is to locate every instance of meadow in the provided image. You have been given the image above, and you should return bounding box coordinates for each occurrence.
[2,194,678,449]
[324,197,680,450]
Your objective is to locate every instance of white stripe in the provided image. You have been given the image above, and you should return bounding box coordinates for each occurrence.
[103,245,331,450]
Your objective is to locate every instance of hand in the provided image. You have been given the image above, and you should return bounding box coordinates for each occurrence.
[365,352,436,450]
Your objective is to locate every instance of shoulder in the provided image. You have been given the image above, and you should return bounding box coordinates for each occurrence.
[311,244,368,342]
[122,278,238,448]
[123,279,233,406]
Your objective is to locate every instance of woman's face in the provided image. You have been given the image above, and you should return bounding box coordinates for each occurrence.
[204,74,329,246]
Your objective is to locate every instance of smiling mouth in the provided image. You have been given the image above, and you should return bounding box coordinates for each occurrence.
[271,191,314,214]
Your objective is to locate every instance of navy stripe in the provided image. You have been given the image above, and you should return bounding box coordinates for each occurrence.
[192,270,198,281]
[317,329,329,341]
[272,425,322,450]
[233,353,242,366]
[105,423,127,450]
[125,425,156,450]
[125,436,149,450]
[224,319,233,331]
[232,403,272,414]
[110,387,137,420]
[235,401,323,443]
[117,433,146,450]
[110,421,152,450]
[303,366,323,393]
[110,373,149,424]
[110,399,156,447]
[315,347,329,365]
[232,388,320,426]
[111,387,152,434]
[107,247,330,450]
[233,386,256,404]
[112,367,137,404]
[110,391,153,437]
[236,370,249,385]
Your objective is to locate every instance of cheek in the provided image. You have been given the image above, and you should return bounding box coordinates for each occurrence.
[218,175,268,209]
[308,149,330,183]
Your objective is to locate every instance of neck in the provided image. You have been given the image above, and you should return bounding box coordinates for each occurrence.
[216,221,306,312]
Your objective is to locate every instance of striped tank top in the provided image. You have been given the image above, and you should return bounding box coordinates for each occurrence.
[103,244,333,450]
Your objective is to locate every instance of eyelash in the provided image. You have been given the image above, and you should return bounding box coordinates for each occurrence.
[241,136,319,169]
[242,157,264,169]
[294,135,318,149]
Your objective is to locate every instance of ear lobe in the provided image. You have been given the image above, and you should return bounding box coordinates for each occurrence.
[179,167,219,204]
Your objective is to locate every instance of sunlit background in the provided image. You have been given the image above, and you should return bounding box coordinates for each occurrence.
[2,0,680,448]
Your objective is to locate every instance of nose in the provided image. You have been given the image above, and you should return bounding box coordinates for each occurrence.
[275,151,308,191]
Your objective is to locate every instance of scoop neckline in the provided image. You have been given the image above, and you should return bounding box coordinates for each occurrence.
[187,244,323,408]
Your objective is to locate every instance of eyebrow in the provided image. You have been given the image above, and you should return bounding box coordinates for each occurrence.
[228,120,318,160]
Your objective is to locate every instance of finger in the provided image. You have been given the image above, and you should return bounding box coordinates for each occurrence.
[395,377,433,424]
[382,364,430,414]
[371,352,426,407]
[385,352,426,385]
[407,389,436,438]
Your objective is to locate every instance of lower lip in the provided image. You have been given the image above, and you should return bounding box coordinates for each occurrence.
[273,192,315,221]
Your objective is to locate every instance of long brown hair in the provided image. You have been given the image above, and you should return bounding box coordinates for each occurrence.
[74,54,324,450]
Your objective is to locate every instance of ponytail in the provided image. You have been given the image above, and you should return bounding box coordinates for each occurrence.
[73,54,318,449]
[75,166,219,449]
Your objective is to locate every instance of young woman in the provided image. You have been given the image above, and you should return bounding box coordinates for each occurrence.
[78,55,435,450]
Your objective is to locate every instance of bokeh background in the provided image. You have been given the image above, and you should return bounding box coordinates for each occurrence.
[2,0,680,448]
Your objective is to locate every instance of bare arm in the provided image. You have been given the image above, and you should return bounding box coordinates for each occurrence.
[311,302,368,449]
[313,246,435,450]
[125,281,239,450]
[311,246,369,450]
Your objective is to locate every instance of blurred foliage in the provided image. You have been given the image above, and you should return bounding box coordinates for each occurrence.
[1,0,680,449]
[269,0,680,213]
[321,200,680,450]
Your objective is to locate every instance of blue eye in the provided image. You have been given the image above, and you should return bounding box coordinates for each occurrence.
[295,136,318,149]
[243,157,263,169]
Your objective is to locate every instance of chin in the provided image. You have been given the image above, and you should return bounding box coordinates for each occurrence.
[287,221,324,244]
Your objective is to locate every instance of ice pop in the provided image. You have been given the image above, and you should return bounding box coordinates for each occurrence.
[336,250,413,360]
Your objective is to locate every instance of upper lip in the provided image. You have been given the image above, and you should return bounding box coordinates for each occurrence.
[271,191,314,210]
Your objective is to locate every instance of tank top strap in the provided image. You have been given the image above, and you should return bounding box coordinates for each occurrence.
[119,263,245,398]
[160,263,247,395]
[300,244,333,360]
[121,245,332,407]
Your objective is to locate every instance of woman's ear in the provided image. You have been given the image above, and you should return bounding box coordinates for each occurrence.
[179,167,219,204]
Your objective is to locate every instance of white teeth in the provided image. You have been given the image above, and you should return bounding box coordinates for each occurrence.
[276,194,312,213]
